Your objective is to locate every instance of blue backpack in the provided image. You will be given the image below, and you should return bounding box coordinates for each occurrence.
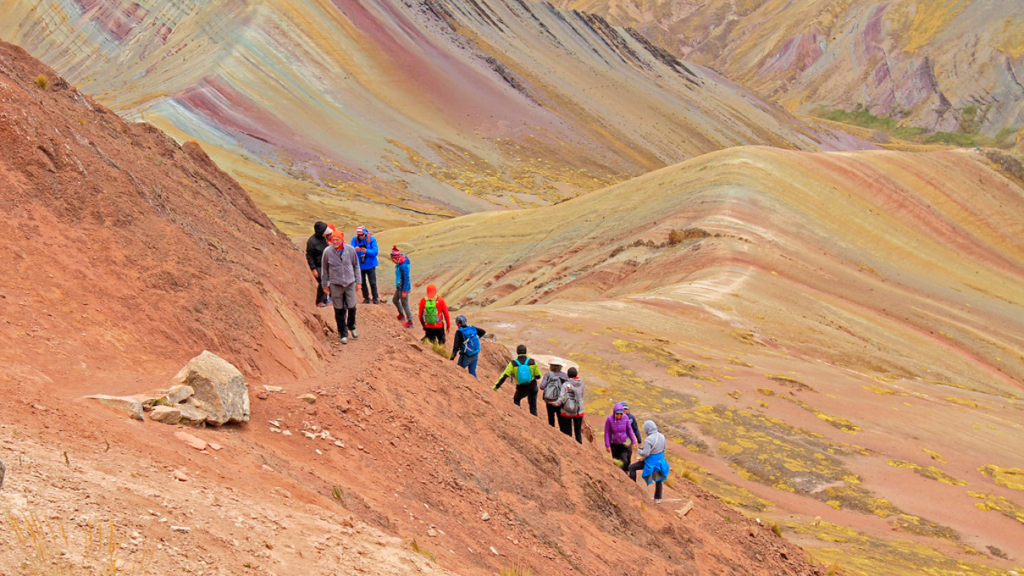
[513,358,533,385]
[460,326,480,356]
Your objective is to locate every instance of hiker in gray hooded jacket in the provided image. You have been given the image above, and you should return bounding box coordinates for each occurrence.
[539,358,567,429]
[321,232,362,344]
[628,420,670,503]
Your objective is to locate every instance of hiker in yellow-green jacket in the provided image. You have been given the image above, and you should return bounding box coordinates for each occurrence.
[493,344,541,416]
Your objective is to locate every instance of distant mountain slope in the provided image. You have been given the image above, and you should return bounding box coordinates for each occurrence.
[552,0,1024,146]
[0,40,324,380]
[0,0,854,233]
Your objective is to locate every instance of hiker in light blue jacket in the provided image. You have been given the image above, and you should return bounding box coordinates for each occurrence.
[628,420,670,503]
[351,226,380,304]
[390,246,413,328]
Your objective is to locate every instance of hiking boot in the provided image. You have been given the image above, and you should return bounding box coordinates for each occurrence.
[316,302,329,308]
[402,321,413,328]
[396,314,406,321]
[654,499,662,504]
[325,297,332,305]
[362,298,371,304]
[372,299,380,305]
[340,336,348,345]
[350,329,359,339]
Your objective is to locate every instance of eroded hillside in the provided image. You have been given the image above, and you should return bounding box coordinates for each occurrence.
[381,146,1024,575]
[0,0,857,234]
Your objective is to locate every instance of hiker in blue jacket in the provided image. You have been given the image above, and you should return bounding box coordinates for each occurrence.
[351,226,380,304]
[628,420,670,504]
[494,344,541,416]
[450,315,486,378]
[390,246,413,328]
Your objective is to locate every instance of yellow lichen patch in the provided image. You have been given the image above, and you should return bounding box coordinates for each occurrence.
[968,492,1024,524]
[764,374,814,392]
[669,456,774,512]
[861,384,896,396]
[996,17,1024,57]
[978,465,1024,491]
[782,397,861,433]
[612,338,707,380]
[728,356,753,367]
[792,521,1008,576]
[756,387,774,396]
[886,460,967,486]
[945,396,979,408]
[923,449,946,463]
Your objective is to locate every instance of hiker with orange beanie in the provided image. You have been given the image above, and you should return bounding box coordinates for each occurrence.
[418,284,451,344]
[321,230,361,344]
[391,246,414,328]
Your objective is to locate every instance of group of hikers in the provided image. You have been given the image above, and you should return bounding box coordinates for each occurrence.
[306,222,670,503]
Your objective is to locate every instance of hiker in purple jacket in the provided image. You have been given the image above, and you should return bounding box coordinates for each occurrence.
[604,402,637,472]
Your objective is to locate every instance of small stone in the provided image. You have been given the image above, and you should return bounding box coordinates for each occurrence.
[256,392,269,400]
[676,501,694,517]
[263,385,283,393]
[208,443,222,451]
[427,528,438,537]
[177,401,209,426]
[334,441,345,448]
[85,395,143,420]
[811,516,821,526]
[171,470,189,482]
[170,526,191,533]
[481,512,490,522]
[150,405,182,425]
[158,385,194,406]
[282,430,292,436]
[174,431,207,451]
[490,546,499,556]
[298,394,317,404]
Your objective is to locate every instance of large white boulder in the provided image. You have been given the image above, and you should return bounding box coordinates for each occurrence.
[173,351,249,426]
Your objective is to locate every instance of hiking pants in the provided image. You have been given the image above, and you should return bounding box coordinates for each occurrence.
[424,327,446,345]
[513,383,538,416]
[558,414,583,444]
[329,283,357,338]
[392,289,413,321]
[544,403,559,428]
[360,268,379,302]
[457,353,478,378]
[610,443,632,472]
[314,267,329,306]
[627,461,662,498]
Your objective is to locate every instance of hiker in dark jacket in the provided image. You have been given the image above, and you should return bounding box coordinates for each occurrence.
[628,420,670,504]
[604,402,637,472]
[539,358,568,428]
[450,315,485,378]
[621,401,642,441]
[391,246,413,328]
[418,284,451,344]
[558,367,585,443]
[306,222,333,307]
[494,344,541,416]
[351,226,380,304]
[321,231,361,344]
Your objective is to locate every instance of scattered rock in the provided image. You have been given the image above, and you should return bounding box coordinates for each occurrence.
[677,501,694,517]
[171,470,189,482]
[263,385,283,393]
[490,546,499,556]
[149,405,182,425]
[208,442,223,451]
[334,441,345,448]
[85,395,144,420]
[174,431,208,451]
[173,351,250,426]
[427,528,438,537]
[0,457,5,491]
[170,526,191,533]
[481,512,490,522]
[298,393,317,403]
[159,384,195,406]
[256,391,269,400]
[282,430,293,436]
[177,402,208,426]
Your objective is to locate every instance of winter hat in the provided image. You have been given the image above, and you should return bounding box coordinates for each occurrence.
[426,284,438,299]
[325,224,337,237]
[516,344,527,355]
[390,246,403,261]
[356,226,367,236]
[620,401,630,410]
[455,315,467,327]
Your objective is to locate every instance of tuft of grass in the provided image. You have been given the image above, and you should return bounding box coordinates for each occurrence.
[7,509,153,575]
[35,75,49,90]
[331,485,347,508]
[409,538,435,563]
[499,564,533,576]
[771,522,783,537]
[426,339,449,359]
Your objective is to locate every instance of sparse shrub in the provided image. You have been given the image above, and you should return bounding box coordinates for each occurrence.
[681,469,697,482]
[770,522,783,537]
[331,485,346,508]
[428,340,448,359]
[499,564,532,576]
[35,74,49,90]
[826,561,841,575]
[668,228,710,245]
[409,538,435,562]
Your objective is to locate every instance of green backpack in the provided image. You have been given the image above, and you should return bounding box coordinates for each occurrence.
[423,298,440,325]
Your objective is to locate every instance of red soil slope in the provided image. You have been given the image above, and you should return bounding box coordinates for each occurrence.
[0,40,326,385]
[0,40,831,576]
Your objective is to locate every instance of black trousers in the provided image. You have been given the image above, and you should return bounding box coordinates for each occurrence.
[423,327,446,344]
[544,403,559,428]
[360,268,379,301]
[513,384,538,416]
[558,414,583,444]
[628,460,664,499]
[314,268,328,305]
[610,443,632,472]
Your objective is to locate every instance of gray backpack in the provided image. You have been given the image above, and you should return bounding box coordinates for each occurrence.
[543,375,565,403]
[560,386,580,416]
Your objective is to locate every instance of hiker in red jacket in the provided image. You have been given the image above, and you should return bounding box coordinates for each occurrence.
[418,284,450,344]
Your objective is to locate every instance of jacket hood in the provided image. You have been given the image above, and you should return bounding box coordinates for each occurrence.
[314,221,328,237]
[642,420,658,435]
[613,402,624,413]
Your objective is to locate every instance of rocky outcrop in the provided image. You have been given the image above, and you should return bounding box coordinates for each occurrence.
[85,395,144,421]
[149,405,183,425]
[0,457,5,491]
[173,351,250,426]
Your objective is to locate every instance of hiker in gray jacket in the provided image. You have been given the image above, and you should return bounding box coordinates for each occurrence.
[628,420,670,503]
[558,367,585,444]
[321,231,362,344]
[539,358,567,429]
